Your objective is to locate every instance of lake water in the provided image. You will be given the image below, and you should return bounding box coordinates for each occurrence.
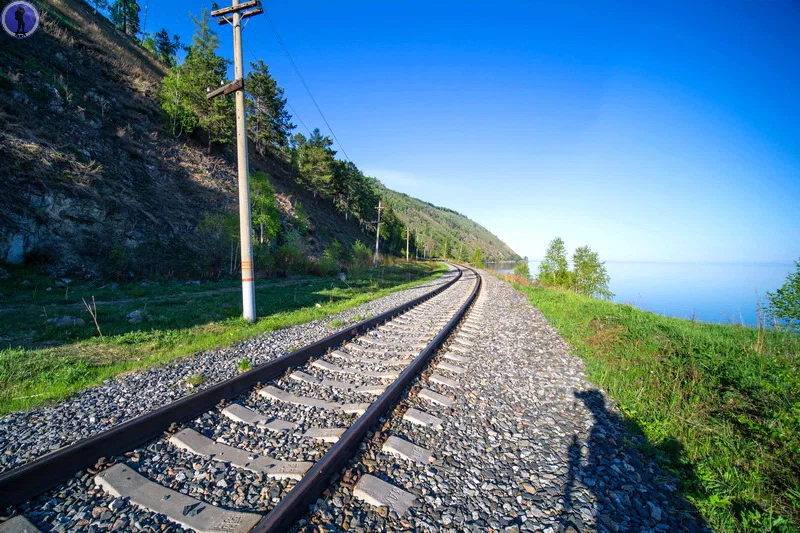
[490,261,794,327]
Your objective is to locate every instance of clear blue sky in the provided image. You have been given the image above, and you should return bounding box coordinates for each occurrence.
[146,1,800,262]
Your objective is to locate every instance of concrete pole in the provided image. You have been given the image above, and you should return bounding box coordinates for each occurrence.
[373,198,382,268]
[406,223,410,262]
[232,0,256,323]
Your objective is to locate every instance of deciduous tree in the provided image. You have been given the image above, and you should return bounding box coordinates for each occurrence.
[765,259,800,330]
[572,245,612,299]
[250,172,281,246]
[537,237,570,287]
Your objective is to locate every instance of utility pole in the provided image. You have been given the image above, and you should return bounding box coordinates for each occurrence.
[209,0,263,323]
[405,220,410,262]
[373,198,384,268]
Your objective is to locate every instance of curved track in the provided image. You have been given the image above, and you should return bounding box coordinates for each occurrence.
[0,264,482,533]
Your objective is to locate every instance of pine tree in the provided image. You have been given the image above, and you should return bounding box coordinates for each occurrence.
[331,160,363,220]
[292,129,336,198]
[183,9,233,152]
[110,0,141,36]
[156,10,232,150]
[154,28,181,67]
[90,0,109,15]
[246,60,295,156]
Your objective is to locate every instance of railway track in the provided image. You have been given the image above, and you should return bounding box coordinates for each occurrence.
[0,264,482,533]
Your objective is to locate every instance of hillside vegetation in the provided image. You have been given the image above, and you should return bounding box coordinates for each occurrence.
[0,0,516,281]
[504,278,800,533]
[378,184,519,262]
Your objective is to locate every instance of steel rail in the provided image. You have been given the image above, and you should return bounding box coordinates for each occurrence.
[254,266,482,532]
[0,265,463,507]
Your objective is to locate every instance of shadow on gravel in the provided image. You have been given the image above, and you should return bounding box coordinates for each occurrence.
[560,390,710,533]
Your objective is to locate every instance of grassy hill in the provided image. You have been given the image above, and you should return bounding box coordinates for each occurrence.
[377,183,519,261]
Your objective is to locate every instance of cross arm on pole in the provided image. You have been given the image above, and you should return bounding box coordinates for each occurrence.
[206,78,244,100]
[210,0,259,17]
[217,7,263,25]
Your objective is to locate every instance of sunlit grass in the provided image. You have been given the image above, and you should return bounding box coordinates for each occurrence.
[0,262,446,415]
[512,282,799,533]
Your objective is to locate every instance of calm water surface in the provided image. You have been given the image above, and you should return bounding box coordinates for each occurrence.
[491,261,794,327]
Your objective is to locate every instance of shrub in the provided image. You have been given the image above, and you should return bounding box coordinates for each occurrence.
[24,245,57,266]
[293,202,309,234]
[275,244,307,276]
[513,261,531,279]
[254,246,276,278]
[251,172,281,247]
[194,213,239,278]
[351,240,372,269]
[314,254,339,277]
[106,244,129,280]
[470,248,484,268]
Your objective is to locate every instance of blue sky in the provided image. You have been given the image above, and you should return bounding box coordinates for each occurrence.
[147,1,799,262]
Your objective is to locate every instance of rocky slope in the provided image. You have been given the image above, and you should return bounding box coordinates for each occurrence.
[0,0,517,278]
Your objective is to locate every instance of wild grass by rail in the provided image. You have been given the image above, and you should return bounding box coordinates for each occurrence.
[496,272,800,533]
[0,262,445,415]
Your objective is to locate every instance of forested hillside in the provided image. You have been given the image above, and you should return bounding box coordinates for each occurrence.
[378,184,519,261]
[0,0,517,280]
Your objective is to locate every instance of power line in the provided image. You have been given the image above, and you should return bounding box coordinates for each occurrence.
[263,10,352,161]
[243,41,312,137]
[285,101,313,137]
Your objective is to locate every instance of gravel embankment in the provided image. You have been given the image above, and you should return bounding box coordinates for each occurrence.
[303,271,709,533]
[6,268,477,533]
[0,269,455,474]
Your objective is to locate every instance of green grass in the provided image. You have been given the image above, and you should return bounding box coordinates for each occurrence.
[0,262,446,415]
[184,373,205,387]
[512,282,800,532]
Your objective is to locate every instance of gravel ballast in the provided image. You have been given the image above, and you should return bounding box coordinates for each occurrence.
[4,267,477,532]
[302,271,709,533]
[0,269,455,474]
